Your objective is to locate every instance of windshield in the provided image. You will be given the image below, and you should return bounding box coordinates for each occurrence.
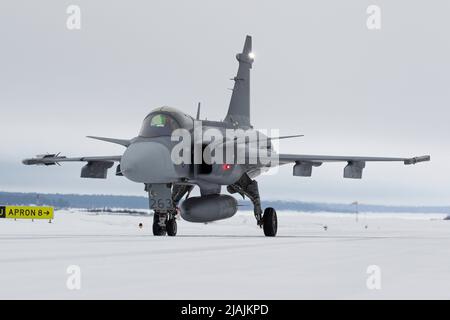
[139,113,180,137]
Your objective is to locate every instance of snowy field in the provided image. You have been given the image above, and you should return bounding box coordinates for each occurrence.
[0,209,449,299]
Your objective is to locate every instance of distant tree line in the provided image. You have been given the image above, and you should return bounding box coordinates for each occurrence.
[0,191,449,214]
[0,192,147,209]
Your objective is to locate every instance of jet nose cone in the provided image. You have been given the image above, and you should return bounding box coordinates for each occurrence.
[121,141,179,183]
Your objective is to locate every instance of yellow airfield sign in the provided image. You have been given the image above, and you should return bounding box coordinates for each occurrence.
[0,206,54,220]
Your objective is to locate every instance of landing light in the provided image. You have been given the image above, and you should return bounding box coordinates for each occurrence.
[248,52,255,60]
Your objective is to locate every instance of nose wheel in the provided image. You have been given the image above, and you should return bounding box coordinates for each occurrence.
[263,207,277,237]
[166,217,177,236]
[152,212,167,236]
[152,211,177,236]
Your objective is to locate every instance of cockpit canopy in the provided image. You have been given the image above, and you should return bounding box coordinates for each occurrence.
[139,106,194,138]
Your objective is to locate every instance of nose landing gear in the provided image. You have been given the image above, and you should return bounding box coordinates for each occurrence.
[148,183,192,237]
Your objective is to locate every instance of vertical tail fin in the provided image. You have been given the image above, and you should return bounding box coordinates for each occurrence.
[224,35,254,128]
[196,102,201,120]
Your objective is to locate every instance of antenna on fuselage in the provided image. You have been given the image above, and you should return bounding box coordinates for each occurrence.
[196,102,201,120]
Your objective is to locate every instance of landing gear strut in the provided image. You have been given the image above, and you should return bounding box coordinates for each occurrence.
[228,174,278,237]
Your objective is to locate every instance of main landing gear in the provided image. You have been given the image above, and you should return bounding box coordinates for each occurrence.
[228,174,278,237]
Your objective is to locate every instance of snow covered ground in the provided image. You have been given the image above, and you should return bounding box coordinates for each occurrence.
[0,209,449,299]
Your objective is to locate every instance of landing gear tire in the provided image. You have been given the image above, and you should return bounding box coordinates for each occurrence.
[152,223,166,236]
[152,213,167,236]
[263,207,277,237]
[166,218,177,236]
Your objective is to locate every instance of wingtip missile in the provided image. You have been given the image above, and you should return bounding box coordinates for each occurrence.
[404,155,431,165]
[22,154,66,166]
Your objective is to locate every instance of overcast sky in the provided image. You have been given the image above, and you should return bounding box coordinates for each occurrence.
[1,0,449,205]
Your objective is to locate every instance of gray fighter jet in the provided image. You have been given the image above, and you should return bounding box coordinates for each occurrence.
[23,36,430,237]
